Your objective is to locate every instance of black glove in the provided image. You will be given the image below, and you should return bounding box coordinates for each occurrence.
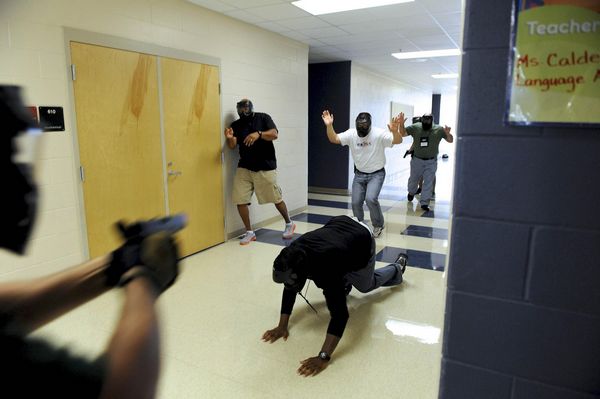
[106,238,143,287]
[118,232,180,294]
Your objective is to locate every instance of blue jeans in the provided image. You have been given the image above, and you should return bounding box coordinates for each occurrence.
[352,168,385,228]
[344,238,403,292]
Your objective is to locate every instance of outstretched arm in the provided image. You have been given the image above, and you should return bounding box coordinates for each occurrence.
[0,233,179,399]
[99,276,160,399]
[297,286,348,377]
[443,125,454,143]
[0,255,112,334]
[262,313,290,343]
[101,232,179,399]
[298,333,341,377]
[322,110,341,145]
[388,112,407,144]
[262,287,296,343]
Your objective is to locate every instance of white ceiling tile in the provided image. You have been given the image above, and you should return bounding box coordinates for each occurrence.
[223,9,268,23]
[393,14,440,31]
[282,30,311,41]
[432,57,460,70]
[302,26,350,39]
[409,34,455,48]
[419,0,463,13]
[338,20,403,34]
[261,20,293,33]
[244,3,310,19]
[366,2,428,19]
[303,38,329,47]
[432,11,463,28]
[190,0,463,89]
[398,26,447,39]
[317,35,362,46]
[317,9,377,25]
[277,16,331,30]
[449,32,462,44]
[220,0,284,7]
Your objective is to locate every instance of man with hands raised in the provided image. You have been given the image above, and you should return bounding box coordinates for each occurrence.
[400,113,453,212]
[321,110,406,237]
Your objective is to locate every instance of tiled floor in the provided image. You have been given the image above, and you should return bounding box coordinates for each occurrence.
[32,158,453,398]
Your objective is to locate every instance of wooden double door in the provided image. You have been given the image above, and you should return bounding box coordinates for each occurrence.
[71,42,224,258]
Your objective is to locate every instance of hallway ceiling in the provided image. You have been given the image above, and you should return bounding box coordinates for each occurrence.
[187,0,463,93]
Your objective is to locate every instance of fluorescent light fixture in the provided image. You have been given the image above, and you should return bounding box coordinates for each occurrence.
[432,73,459,79]
[292,0,414,16]
[392,49,461,60]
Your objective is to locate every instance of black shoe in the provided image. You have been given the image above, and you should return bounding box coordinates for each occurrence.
[421,205,430,212]
[344,283,352,296]
[416,187,422,195]
[394,253,408,274]
[407,193,414,201]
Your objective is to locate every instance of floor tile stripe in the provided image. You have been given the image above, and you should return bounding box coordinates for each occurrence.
[376,246,445,272]
[402,225,449,240]
[253,228,445,272]
[308,198,393,212]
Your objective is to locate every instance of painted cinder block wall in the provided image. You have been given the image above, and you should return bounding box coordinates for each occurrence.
[0,0,308,279]
[439,1,600,398]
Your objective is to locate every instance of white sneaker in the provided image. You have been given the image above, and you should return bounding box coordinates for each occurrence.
[283,222,296,239]
[373,226,384,238]
[240,231,256,245]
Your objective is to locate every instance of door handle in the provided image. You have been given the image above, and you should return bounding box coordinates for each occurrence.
[168,170,182,176]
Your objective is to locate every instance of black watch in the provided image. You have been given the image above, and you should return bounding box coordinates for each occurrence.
[318,351,331,362]
[258,130,262,138]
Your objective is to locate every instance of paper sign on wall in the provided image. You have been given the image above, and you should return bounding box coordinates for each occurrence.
[507,0,600,126]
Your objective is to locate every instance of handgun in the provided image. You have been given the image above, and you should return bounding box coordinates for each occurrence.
[116,213,188,241]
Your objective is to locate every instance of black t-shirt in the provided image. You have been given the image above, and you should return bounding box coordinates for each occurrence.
[280,216,373,337]
[0,331,105,398]
[230,112,278,171]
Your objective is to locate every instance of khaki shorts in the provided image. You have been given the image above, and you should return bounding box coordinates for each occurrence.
[233,168,283,205]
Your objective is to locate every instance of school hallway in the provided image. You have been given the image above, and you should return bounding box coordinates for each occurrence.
[3,1,598,398]
[32,157,453,398]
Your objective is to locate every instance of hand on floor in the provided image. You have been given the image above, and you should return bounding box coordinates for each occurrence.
[298,356,329,377]
[262,326,289,343]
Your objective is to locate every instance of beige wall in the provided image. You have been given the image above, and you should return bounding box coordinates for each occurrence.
[0,0,308,279]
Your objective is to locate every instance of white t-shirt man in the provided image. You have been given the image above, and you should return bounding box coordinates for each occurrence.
[337,127,394,173]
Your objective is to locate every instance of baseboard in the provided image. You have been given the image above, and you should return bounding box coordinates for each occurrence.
[308,186,351,196]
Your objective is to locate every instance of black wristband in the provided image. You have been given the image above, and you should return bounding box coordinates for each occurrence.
[258,131,262,138]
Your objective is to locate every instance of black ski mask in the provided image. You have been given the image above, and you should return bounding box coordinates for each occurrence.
[355,112,371,137]
[272,246,307,293]
[1,85,39,254]
[421,113,433,131]
[236,99,254,119]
